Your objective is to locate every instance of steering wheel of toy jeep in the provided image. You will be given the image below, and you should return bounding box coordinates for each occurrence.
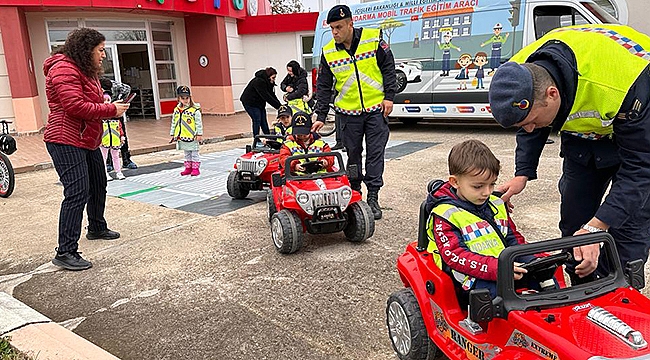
[266,140,282,150]
[520,252,572,284]
[300,160,323,174]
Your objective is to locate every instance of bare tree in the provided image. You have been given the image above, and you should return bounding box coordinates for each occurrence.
[377,18,405,45]
[270,0,304,14]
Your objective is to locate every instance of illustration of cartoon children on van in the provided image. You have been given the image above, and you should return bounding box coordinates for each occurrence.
[437,31,461,77]
[455,53,473,90]
[473,52,488,89]
[480,23,510,73]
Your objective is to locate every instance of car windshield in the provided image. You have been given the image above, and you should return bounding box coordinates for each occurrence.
[581,2,619,23]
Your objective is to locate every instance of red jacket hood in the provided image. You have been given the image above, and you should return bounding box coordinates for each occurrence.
[43,53,73,77]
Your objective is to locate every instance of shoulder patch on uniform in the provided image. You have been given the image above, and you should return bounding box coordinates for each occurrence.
[380,40,390,51]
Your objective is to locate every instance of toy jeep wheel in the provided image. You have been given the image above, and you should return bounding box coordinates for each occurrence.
[344,201,375,242]
[227,171,249,199]
[271,210,303,254]
[267,191,277,222]
[387,288,441,360]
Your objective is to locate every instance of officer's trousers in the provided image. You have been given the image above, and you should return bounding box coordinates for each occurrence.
[559,139,650,280]
[47,143,108,253]
[339,111,390,191]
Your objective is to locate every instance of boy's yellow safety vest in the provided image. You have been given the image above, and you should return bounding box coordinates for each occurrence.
[322,28,385,115]
[273,124,292,142]
[283,138,327,175]
[427,196,509,271]
[172,105,199,142]
[511,24,650,138]
[101,119,121,148]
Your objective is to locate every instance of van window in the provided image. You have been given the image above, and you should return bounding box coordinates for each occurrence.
[533,6,590,39]
[581,2,619,23]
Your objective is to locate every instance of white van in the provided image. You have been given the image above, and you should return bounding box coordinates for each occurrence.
[312,0,621,124]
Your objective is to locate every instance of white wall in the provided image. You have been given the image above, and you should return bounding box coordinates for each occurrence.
[238,31,312,111]
[0,28,15,132]
[625,0,649,35]
[226,18,246,113]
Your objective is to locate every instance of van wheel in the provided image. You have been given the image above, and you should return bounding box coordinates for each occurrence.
[401,118,419,126]
[344,201,375,242]
[386,288,441,360]
[227,171,249,199]
[396,70,407,93]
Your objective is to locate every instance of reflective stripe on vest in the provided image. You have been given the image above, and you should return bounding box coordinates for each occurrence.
[172,105,198,141]
[511,25,650,137]
[287,98,311,114]
[283,138,327,175]
[323,28,384,115]
[426,196,509,270]
[101,120,121,148]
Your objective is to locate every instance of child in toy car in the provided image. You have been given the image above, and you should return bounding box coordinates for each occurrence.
[271,105,293,140]
[278,112,335,175]
[426,140,537,303]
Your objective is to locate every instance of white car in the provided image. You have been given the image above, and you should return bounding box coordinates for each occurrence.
[395,60,422,93]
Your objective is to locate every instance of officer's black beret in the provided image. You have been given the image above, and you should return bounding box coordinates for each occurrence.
[327,5,352,24]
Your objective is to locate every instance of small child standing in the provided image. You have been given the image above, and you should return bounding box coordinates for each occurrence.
[100,90,126,181]
[170,86,203,176]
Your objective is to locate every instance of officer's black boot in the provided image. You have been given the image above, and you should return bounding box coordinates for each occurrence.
[331,116,345,151]
[367,190,382,220]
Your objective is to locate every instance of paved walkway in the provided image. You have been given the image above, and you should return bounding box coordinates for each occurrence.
[9,112,259,173]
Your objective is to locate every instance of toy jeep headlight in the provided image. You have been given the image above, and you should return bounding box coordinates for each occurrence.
[255,158,268,176]
[295,186,352,215]
[235,158,242,169]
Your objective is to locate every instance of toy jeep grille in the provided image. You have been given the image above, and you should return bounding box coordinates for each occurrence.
[238,159,257,173]
[311,191,342,208]
[296,187,352,215]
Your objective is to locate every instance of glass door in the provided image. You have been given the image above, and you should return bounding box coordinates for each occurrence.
[102,45,122,83]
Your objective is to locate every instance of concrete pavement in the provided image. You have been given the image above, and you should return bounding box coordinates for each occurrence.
[2,124,648,359]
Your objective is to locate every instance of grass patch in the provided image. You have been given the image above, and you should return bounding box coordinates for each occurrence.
[0,337,30,360]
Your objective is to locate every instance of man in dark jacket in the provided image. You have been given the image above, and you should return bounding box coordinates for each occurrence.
[489,25,650,284]
[241,67,282,137]
[313,4,397,220]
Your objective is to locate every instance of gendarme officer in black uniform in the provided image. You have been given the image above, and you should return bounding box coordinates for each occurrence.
[312,4,397,220]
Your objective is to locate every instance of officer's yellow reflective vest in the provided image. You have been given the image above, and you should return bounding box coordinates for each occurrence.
[287,98,311,114]
[322,28,385,115]
[427,196,509,271]
[101,119,121,148]
[511,24,650,138]
[172,105,199,141]
[283,138,327,175]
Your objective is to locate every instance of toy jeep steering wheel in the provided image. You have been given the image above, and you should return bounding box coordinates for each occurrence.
[300,160,323,174]
[520,252,572,285]
[266,140,282,150]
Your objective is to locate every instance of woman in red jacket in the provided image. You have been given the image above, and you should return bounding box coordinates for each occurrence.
[43,28,130,271]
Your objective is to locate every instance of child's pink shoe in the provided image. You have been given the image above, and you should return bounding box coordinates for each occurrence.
[190,162,201,176]
[180,161,192,176]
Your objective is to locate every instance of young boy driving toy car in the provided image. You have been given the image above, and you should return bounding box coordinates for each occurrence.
[272,105,293,138]
[278,111,335,175]
[426,139,536,303]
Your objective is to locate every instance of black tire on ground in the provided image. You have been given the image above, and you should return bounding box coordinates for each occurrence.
[396,70,407,93]
[267,190,277,222]
[227,171,249,199]
[270,210,303,254]
[386,288,441,360]
[0,152,15,198]
[344,201,375,242]
[401,118,419,126]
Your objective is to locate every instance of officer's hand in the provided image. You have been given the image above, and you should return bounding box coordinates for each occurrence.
[513,262,527,281]
[573,242,600,278]
[113,101,130,117]
[498,176,528,203]
[311,120,324,132]
[196,135,203,143]
[382,100,393,118]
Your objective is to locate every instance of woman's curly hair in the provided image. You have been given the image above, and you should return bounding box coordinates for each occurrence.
[56,28,106,78]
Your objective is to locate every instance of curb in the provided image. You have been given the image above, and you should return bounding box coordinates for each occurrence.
[13,132,251,174]
[0,292,118,359]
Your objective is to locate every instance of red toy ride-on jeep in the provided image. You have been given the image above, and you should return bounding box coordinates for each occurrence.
[268,151,375,254]
[386,180,650,360]
[227,135,283,199]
